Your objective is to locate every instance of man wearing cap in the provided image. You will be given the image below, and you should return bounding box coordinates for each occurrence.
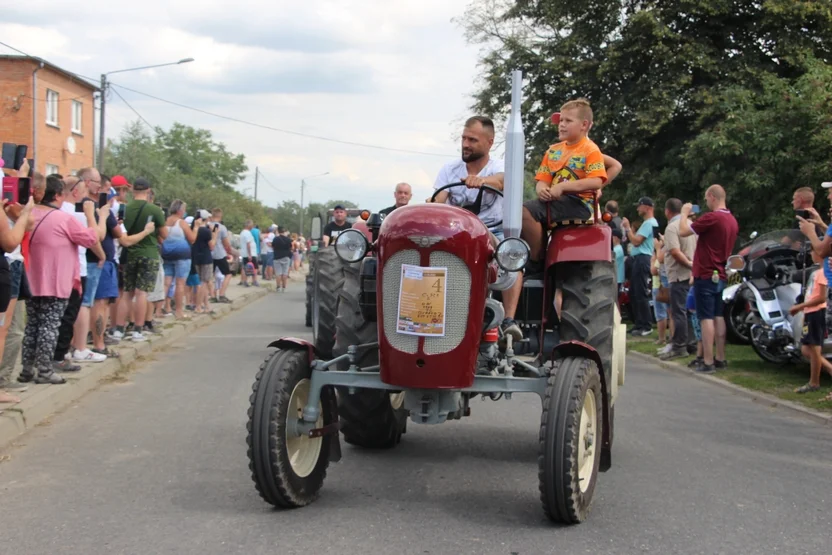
[379,183,413,217]
[113,177,167,342]
[272,226,293,292]
[322,205,350,247]
[622,197,658,336]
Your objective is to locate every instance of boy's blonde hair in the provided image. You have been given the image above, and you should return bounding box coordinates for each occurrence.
[560,98,593,123]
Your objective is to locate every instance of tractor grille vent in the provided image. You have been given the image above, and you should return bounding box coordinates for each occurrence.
[383,250,420,354]
[382,250,471,355]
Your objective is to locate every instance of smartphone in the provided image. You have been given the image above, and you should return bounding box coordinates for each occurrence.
[17,177,30,205]
[162,207,169,218]
[118,204,126,221]
[75,202,85,213]
[146,215,154,224]
[691,204,701,214]
[2,176,18,203]
[98,192,109,206]
[795,209,810,220]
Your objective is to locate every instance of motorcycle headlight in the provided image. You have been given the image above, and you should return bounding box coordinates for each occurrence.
[495,237,530,272]
[334,229,369,263]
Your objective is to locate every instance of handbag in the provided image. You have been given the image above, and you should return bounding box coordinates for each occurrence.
[656,285,671,304]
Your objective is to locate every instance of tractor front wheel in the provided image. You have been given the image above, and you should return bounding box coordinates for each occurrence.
[246,349,333,508]
[538,356,603,524]
[335,263,408,448]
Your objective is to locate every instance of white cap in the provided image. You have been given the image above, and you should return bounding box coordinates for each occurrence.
[185,216,194,225]
[197,209,211,220]
[822,182,832,189]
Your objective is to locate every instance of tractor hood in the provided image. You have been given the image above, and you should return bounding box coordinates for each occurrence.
[376,203,494,389]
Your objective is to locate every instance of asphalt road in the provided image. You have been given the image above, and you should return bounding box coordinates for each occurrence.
[2,283,831,555]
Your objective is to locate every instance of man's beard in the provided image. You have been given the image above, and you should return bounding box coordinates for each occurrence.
[462,149,485,163]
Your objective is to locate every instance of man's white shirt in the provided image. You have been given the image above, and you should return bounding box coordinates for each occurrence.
[433,157,505,230]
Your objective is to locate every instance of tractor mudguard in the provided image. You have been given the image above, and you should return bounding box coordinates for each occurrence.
[546,225,612,265]
[267,337,318,362]
[551,340,613,472]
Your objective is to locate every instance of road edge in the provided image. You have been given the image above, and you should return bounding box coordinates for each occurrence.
[0,287,270,452]
[629,351,832,427]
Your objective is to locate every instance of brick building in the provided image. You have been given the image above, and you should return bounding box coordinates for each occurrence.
[0,55,98,176]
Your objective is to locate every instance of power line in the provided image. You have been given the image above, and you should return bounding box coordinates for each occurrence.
[110,87,153,129]
[256,169,285,193]
[109,82,455,158]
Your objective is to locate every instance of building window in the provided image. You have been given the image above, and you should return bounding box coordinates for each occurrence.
[45,90,59,126]
[45,164,59,176]
[71,100,82,134]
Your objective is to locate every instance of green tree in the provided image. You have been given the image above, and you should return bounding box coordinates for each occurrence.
[103,121,273,234]
[459,0,832,231]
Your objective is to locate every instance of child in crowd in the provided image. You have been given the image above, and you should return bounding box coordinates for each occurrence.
[791,249,832,396]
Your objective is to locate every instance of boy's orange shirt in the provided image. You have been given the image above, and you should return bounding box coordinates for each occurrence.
[534,136,608,207]
[805,268,827,314]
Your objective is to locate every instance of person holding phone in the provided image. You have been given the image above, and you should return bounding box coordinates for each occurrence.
[112,178,167,343]
[622,197,659,336]
[18,176,102,385]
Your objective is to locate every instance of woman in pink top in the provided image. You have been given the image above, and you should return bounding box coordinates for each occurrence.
[19,176,103,385]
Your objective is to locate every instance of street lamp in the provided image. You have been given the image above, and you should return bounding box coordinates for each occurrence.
[98,58,194,170]
[300,172,329,235]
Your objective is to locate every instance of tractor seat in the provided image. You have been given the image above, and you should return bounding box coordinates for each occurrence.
[547,195,598,229]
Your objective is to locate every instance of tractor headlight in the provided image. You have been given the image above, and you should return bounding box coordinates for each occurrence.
[334,229,369,263]
[495,237,530,272]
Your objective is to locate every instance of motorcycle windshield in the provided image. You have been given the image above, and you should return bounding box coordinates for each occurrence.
[743,230,807,259]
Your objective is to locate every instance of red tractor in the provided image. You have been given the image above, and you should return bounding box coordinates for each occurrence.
[247,71,625,523]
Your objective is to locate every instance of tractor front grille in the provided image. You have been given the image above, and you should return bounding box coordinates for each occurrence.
[423,251,470,355]
[383,250,420,354]
[382,250,471,355]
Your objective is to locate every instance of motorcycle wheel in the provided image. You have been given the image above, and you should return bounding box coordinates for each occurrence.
[750,328,793,365]
[725,299,751,345]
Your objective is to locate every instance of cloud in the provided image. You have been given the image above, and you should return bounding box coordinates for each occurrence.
[0,0,496,215]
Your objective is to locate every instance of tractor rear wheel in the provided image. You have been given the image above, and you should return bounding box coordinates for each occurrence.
[246,348,334,508]
[557,261,616,388]
[538,356,603,524]
[312,247,344,358]
[334,263,408,448]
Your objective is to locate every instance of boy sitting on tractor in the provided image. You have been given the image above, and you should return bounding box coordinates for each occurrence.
[500,98,621,338]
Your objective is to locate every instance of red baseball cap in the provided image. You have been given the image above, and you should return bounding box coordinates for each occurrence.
[111,175,131,188]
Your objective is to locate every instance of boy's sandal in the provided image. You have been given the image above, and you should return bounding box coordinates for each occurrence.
[794,383,820,394]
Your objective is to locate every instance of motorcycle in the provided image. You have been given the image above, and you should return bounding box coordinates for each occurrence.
[731,229,832,364]
[722,231,758,344]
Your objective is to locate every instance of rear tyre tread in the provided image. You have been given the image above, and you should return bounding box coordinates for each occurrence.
[313,248,345,358]
[335,263,407,449]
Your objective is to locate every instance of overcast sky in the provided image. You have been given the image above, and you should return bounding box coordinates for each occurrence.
[1,0,499,212]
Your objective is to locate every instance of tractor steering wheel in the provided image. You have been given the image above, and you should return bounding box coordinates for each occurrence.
[429,181,504,228]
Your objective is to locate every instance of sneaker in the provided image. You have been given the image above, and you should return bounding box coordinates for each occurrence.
[17,372,34,383]
[638,328,652,336]
[657,344,673,356]
[714,359,728,369]
[694,362,716,374]
[109,330,124,341]
[688,357,703,369]
[659,348,687,361]
[72,349,107,363]
[54,360,82,373]
[500,318,523,341]
[35,372,66,384]
[131,331,147,342]
[104,335,119,346]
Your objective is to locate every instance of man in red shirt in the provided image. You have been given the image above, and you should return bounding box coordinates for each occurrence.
[679,184,739,374]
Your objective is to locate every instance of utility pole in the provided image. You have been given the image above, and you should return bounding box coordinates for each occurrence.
[254,166,258,201]
[98,74,107,171]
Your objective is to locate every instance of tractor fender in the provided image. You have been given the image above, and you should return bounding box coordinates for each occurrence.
[551,340,612,469]
[546,225,612,265]
[267,337,318,362]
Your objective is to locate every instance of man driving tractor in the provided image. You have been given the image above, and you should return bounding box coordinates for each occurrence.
[431,100,621,339]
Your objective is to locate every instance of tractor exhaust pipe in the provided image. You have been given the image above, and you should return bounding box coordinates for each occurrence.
[503,69,525,240]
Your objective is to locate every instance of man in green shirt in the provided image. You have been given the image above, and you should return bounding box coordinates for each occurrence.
[622,197,659,336]
[118,177,167,342]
